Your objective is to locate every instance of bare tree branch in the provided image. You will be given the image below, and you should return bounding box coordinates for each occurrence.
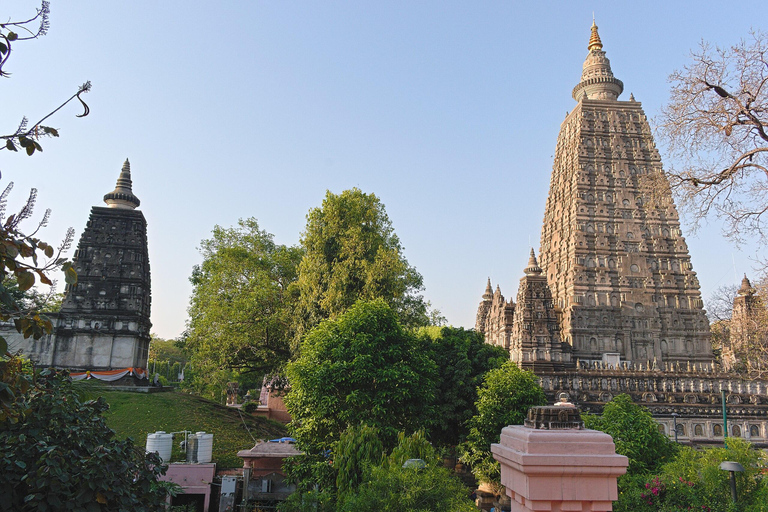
[658,30,768,249]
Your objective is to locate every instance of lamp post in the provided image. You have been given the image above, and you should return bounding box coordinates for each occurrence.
[671,413,679,443]
[722,389,729,447]
[719,461,745,504]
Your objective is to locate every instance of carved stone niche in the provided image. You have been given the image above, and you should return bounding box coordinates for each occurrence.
[524,405,585,430]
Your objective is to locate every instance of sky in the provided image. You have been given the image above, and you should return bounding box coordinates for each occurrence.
[2,1,768,339]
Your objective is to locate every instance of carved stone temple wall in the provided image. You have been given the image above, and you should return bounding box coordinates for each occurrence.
[5,159,152,375]
[475,22,768,445]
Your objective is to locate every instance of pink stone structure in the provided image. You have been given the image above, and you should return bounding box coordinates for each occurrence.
[491,425,628,511]
[159,463,216,512]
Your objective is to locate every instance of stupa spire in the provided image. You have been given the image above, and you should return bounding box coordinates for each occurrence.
[572,20,623,101]
[103,158,141,209]
[739,274,755,296]
[524,248,542,276]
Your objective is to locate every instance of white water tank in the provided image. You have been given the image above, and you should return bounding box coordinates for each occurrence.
[196,431,214,463]
[146,431,173,463]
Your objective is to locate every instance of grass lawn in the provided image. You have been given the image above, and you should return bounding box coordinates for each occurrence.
[96,389,287,469]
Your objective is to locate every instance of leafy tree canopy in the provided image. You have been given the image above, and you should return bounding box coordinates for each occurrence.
[583,393,676,475]
[459,361,546,489]
[284,299,437,450]
[0,362,170,512]
[418,326,508,448]
[293,188,428,338]
[148,334,188,364]
[337,430,477,512]
[182,218,302,385]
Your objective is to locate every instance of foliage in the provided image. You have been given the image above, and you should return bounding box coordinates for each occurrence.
[418,326,508,448]
[280,452,337,512]
[337,431,477,512]
[0,366,172,512]
[615,438,768,512]
[583,394,676,475]
[334,424,384,500]
[148,334,188,364]
[293,188,429,339]
[284,299,437,451]
[100,389,286,469]
[0,184,76,353]
[183,218,302,392]
[0,2,84,355]
[658,30,768,252]
[1,3,91,155]
[242,400,259,414]
[459,361,546,489]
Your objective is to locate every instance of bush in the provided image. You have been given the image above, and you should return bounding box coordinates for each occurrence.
[242,401,259,414]
[0,366,171,511]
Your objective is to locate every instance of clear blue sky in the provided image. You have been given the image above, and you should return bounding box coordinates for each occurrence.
[3,1,767,339]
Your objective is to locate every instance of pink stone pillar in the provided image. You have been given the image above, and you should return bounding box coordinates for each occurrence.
[491,426,628,512]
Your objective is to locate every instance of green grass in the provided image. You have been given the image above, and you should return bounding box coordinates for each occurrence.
[95,389,287,469]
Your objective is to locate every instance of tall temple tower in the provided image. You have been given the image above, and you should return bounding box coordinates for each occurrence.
[51,159,152,370]
[538,22,711,365]
[477,22,713,368]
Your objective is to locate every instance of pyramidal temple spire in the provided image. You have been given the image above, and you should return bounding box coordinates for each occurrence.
[524,248,542,276]
[483,278,493,300]
[572,20,623,101]
[104,158,141,209]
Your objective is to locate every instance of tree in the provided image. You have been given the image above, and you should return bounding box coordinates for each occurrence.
[458,361,546,490]
[182,218,302,392]
[337,431,477,512]
[293,188,429,339]
[419,326,508,448]
[583,394,676,475]
[658,30,768,251]
[0,366,171,511]
[334,424,384,500]
[284,299,437,451]
[705,279,768,378]
[148,334,188,364]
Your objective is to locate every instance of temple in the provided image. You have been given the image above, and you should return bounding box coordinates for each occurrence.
[6,159,152,380]
[475,22,766,445]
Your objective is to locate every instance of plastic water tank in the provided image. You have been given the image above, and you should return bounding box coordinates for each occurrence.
[146,431,173,463]
[195,431,214,463]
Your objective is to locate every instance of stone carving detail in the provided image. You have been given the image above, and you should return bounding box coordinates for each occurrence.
[524,404,584,430]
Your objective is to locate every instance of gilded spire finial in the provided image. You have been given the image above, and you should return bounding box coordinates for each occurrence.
[588,19,603,51]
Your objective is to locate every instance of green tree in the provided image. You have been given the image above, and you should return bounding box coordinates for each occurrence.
[148,334,188,364]
[334,424,385,500]
[284,299,437,450]
[183,218,302,388]
[0,367,171,511]
[419,326,508,448]
[293,188,428,338]
[583,394,676,475]
[338,431,477,512]
[459,361,546,490]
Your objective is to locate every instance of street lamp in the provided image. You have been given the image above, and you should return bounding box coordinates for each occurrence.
[671,413,679,443]
[719,461,745,504]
